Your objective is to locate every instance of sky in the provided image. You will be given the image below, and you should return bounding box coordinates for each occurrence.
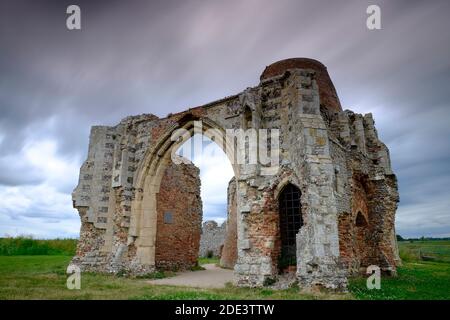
[0,0,449,239]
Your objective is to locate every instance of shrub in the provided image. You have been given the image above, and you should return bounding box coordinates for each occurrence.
[0,236,77,256]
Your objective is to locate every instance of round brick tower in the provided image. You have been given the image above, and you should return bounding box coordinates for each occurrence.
[260,58,342,112]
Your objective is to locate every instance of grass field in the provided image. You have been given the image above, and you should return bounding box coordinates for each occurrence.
[347,240,450,299]
[397,240,450,263]
[0,239,449,300]
[0,256,335,300]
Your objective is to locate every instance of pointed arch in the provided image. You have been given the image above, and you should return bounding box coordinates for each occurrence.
[129,114,239,266]
[355,211,368,227]
[274,176,301,201]
[243,105,252,129]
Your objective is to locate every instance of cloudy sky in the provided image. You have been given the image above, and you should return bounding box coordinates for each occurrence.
[0,0,449,239]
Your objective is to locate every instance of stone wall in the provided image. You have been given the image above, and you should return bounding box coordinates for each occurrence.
[155,161,202,270]
[199,221,226,258]
[71,57,399,291]
[220,177,238,268]
[198,178,238,265]
[326,109,401,276]
[71,155,202,273]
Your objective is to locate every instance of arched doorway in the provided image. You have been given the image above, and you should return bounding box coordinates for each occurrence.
[278,183,302,272]
[130,116,238,267]
[158,132,236,270]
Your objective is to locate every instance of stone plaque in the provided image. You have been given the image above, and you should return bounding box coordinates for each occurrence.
[164,212,173,224]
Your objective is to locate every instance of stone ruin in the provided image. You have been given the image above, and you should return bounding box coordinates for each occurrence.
[199,220,226,258]
[71,58,400,290]
[198,177,239,269]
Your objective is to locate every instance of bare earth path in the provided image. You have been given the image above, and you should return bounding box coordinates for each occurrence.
[147,264,234,289]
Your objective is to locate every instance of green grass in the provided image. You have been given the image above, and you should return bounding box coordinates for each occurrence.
[0,240,448,300]
[348,261,450,300]
[398,240,450,263]
[349,240,450,300]
[0,237,77,256]
[0,255,337,300]
[198,257,220,265]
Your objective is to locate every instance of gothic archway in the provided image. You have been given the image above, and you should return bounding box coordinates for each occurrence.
[129,114,239,267]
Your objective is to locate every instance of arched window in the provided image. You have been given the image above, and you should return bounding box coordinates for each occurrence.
[244,106,252,129]
[355,211,368,227]
[278,183,302,269]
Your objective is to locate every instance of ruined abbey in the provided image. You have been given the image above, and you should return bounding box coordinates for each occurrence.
[71,58,400,290]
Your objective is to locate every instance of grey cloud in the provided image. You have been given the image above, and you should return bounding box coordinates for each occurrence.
[0,156,45,186]
[0,0,449,237]
[0,169,43,187]
[1,203,75,222]
[203,203,228,221]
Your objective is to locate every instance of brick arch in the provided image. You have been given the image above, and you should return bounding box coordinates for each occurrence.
[129,114,239,267]
[337,174,376,274]
[134,114,237,191]
[351,177,371,272]
[273,176,302,201]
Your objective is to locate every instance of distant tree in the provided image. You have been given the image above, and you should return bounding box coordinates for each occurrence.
[396,234,404,241]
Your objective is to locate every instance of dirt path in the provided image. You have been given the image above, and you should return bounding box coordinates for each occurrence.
[147,264,234,289]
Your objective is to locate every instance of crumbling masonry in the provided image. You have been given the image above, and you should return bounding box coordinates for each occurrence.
[71,58,400,290]
[198,220,226,259]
